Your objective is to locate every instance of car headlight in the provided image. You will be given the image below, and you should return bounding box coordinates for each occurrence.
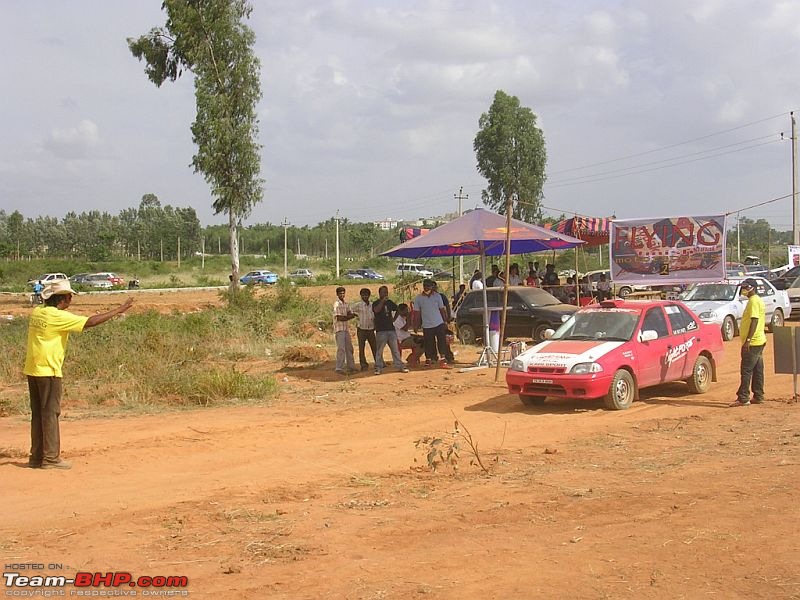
[698,310,717,320]
[510,358,525,372]
[569,362,603,374]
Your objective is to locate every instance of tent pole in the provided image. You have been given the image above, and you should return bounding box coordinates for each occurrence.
[495,198,514,382]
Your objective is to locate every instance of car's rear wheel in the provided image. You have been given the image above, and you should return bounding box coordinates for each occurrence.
[769,309,784,332]
[458,323,477,345]
[618,286,632,298]
[604,369,635,410]
[721,315,736,341]
[519,394,546,406]
[532,323,551,343]
[687,355,712,394]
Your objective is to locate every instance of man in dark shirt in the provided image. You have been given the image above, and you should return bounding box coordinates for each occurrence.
[372,285,408,374]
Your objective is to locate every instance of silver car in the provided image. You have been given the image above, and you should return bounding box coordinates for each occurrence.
[681,277,790,341]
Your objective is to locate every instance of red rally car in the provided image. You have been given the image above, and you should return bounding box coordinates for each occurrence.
[506,299,723,410]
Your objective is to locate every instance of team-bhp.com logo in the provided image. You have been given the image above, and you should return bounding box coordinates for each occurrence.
[4,569,189,596]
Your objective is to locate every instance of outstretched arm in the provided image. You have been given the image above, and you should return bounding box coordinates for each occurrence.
[85,297,134,329]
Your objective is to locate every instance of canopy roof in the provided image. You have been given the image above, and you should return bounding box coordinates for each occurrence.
[382,208,584,259]
[552,216,612,247]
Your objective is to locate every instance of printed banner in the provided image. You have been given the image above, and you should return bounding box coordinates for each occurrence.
[610,215,727,285]
[789,245,800,268]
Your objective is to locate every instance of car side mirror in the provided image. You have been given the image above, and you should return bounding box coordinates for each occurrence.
[543,328,555,340]
[639,330,658,342]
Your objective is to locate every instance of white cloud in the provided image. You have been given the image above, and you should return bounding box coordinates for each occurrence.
[43,119,101,160]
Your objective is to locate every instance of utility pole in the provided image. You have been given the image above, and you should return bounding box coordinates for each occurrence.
[455,186,468,284]
[792,112,799,245]
[282,218,289,278]
[737,213,741,262]
[177,237,181,268]
[335,210,341,277]
[201,237,205,270]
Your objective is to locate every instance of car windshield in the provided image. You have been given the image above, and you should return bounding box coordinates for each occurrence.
[682,283,737,302]
[552,309,639,342]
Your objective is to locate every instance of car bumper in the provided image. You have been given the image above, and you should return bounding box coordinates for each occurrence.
[506,370,614,400]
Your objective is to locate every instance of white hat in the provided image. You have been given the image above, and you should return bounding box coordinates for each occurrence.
[41,280,78,300]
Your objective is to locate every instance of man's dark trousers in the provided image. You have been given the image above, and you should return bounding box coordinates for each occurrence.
[736,344,765,402]
[28,376,63,465]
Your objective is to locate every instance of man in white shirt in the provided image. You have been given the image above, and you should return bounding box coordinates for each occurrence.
[351,287,377,371]
[333,287,357,374]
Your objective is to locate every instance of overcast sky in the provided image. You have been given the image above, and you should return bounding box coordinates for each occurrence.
[1,1,799,230]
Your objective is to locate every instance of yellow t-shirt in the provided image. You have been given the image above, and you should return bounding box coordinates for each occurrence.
[23,306,88,377]
[740,294,767,347]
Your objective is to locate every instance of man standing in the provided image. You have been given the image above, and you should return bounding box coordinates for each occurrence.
[372,285,408,374]
[413,279,451,368]
[352,288,377,371]
[333,287,357,374]
[486,264,504,287]
[24,280,133,469]
[730,279,766,407]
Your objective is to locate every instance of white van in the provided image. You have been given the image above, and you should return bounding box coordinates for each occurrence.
[396,263,434,278]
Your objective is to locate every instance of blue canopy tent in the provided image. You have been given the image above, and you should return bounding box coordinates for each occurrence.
[382,208,584,366]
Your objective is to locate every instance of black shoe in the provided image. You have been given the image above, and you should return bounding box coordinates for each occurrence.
[360,365,368,372]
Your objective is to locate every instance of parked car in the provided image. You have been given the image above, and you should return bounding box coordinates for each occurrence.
[289,268,314,279]
[69,273,92,285]
[783,275,800,319]
[83,274,113,289]
[354,268,385,280]
[240,270,278,285]
[506,299,723,410]
[680,276,790,341]
[93,272,125,287]
[583,269,650,299]
[771,265,800,290]
[432,269,454,280]
[343,270,365,279]
[28,273,68,286]
[455,286,578,344]
[396,263,434,278]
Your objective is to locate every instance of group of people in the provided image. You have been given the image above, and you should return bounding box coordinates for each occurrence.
[466,260,613,305]
[332,280,455,374]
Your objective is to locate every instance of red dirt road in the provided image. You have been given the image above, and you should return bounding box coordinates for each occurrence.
[1,289,799,599]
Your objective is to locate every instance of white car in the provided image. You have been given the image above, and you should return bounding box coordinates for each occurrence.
[28,272,68,286]
[583,269,650,299]
[289,268,314,279]
[681,277,790,341]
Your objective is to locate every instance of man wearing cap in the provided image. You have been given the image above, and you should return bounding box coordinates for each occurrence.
[730,278,766,407]
[24,280,134,469]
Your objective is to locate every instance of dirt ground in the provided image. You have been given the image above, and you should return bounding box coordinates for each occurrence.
[1,288,799,599]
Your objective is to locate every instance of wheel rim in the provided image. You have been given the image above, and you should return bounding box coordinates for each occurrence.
[614,376,631,403]
[459,325,475,344]
[773,311,784,327]
[696,360,710,387]
[722,317,734,339]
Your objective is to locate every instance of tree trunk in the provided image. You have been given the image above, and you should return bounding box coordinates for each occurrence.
[229,212,240,290]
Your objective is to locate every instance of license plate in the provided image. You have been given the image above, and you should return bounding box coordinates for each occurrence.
[531,378,553,384]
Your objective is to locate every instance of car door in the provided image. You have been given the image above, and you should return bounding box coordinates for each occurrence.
[504,291,534,337]
[636,306,687,387]
[663,304,701,379]
[753,278,777,326]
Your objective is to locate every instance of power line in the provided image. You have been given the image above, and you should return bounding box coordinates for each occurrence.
[546,138,782,189]
[549,110,791,175]
[547,133,781,186]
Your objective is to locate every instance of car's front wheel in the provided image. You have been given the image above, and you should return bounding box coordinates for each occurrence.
[532,323,551,343]
[721,315,736,341]
[618,286,632,298]
[604,369,635,410]
[458,323,477,345]
[769,309,784,332]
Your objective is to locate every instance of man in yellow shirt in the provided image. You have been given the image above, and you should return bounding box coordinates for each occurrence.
[730,279,766,407]
[24,280,133,469]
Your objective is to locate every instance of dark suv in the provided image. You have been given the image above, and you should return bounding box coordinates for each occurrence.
[455,286,578,344]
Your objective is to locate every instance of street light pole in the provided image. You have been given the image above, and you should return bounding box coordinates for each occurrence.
[792,112,798,245]
[335,210,341,278]
[282,218,289,278]
[455,186,468,284]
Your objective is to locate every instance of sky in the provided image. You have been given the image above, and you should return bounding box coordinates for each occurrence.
[1,1,799,231]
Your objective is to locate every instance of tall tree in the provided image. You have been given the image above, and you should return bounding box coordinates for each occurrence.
[473,90,547,222]
[128,0,263,285]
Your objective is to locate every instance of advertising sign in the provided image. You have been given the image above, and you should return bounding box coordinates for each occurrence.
[788,245,800,268]
[610,215,727,285]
